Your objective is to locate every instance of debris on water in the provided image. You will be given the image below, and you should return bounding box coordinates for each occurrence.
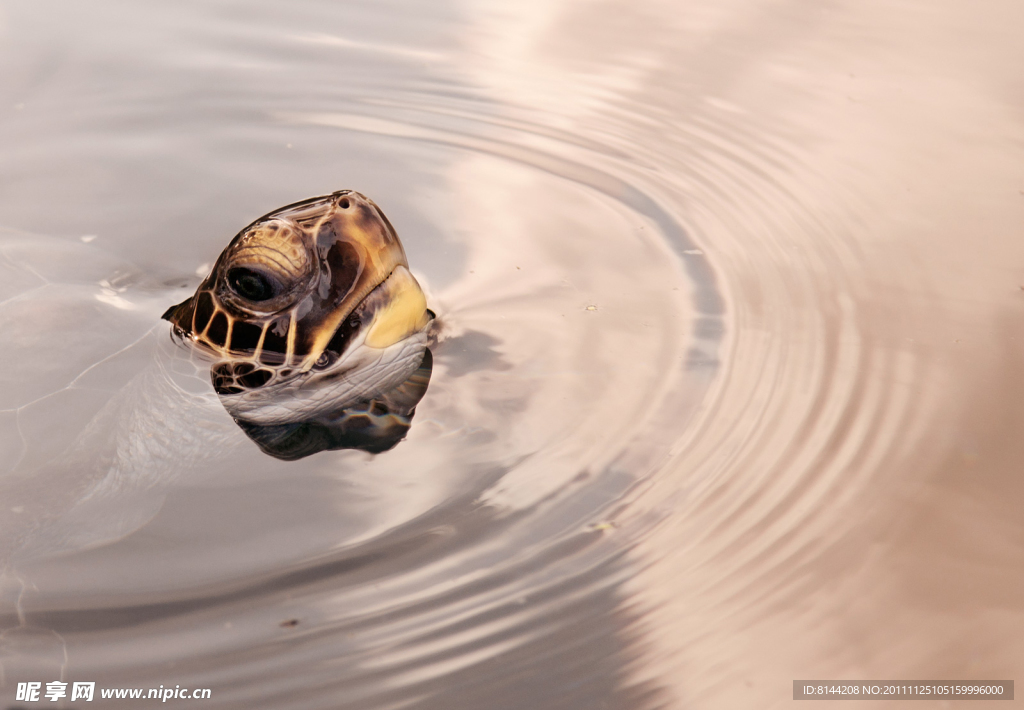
[684,249,703,255]
[587,521,617,532]
[80,235,97,243]
[279,619,300,628]
[195,262,211,276]
[585,305,598,311]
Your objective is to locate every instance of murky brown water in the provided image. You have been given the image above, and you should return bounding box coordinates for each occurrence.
[1,0,1022,708]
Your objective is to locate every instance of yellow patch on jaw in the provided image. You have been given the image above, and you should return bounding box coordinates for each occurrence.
[364,266,429,349]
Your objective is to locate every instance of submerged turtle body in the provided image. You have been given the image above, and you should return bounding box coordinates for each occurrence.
[164,190,434,430]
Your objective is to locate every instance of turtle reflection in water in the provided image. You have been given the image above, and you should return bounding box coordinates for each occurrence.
[163,191,434,460]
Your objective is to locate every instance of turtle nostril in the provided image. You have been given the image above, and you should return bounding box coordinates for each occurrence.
[338,198,350,209]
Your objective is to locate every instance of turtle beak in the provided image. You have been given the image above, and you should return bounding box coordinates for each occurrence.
[161,299,189,324]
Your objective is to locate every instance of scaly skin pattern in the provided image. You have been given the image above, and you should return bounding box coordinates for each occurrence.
[163,190,432,424]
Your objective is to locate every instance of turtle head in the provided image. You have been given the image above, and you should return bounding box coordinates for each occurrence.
[163,190,432,406]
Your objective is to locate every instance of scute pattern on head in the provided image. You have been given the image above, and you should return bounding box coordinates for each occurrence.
[232,219,310,279]
[163,190,411,387]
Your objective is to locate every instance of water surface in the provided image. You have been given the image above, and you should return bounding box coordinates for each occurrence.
[1,0,1023,708]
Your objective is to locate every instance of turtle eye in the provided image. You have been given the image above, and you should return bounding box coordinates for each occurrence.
[227,267,278,302]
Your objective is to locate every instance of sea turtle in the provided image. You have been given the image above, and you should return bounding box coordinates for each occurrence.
[163,189,435,458]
